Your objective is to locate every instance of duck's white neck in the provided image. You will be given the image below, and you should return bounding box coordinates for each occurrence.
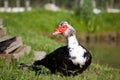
[67,34,79,47]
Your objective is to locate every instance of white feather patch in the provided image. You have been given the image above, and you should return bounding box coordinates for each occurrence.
[68,35,87,67]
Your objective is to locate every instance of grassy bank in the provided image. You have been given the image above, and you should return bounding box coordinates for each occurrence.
[0,9,120,34]
[0,9,120,80]
[0,60,120,80]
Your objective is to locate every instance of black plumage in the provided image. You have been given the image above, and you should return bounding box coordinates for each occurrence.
[32,45,92,76]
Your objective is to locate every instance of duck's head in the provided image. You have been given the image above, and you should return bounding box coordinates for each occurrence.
[53,21,76,37]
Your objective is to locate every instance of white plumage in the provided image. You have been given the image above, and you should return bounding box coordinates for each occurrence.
[68,35,87,67]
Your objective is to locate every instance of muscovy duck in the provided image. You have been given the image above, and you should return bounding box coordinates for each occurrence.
[20,21,92,76]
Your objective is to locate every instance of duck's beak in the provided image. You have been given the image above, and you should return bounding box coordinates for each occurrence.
[52,27,61,35]
[52,31,61,35]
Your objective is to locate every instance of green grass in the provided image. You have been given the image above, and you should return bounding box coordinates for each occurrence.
[0,9,120,34]
[0,9,120,80]
[0,59,120,80]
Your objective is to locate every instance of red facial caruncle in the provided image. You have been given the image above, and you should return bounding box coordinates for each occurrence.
[53,25,68,35]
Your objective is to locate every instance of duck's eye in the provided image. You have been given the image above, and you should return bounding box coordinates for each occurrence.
[62,26,65,28]
[62,25,67,28]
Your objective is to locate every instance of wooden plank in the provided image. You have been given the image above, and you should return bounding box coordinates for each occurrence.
[0,36,13,42]
[0,37,16,53]
[0,54,12,64]
[0,19,3,28]
[0,36,12,42]
[13,45,31,59]
[0,28,6,38]
[34,51,46,61]
[4,37,23,54]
